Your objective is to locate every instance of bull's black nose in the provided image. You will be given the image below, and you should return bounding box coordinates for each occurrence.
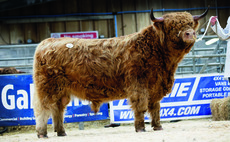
[185,31,195,36]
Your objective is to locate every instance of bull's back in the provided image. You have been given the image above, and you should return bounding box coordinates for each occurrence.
[33,37,125,101]
[34,37,115,75]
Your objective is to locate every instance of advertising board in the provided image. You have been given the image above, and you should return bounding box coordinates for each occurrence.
[0,74,108,126]
[51,31,98,39]
[110,74,230,123]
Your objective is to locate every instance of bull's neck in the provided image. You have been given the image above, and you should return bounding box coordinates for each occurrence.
[140,26,188,74]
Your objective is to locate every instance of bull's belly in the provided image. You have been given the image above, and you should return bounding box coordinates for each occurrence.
[70,85,127,103]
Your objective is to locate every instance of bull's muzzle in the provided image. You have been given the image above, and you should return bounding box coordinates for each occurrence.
[183,29,196,42]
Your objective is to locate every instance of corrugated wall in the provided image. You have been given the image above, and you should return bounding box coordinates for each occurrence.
[0,0,229,45]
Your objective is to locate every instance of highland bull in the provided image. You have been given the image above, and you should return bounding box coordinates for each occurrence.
[33,8,209,138]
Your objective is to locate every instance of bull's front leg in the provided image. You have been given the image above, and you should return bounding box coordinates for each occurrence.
[128,82,148,132]
[148,101,163,131]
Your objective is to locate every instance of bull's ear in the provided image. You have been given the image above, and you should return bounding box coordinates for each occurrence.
[153,22,164,31]
[194,20,199,31]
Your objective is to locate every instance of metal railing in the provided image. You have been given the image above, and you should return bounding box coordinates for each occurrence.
[0,44,37,74]
[177,35,227,75]
[0,36,227,75]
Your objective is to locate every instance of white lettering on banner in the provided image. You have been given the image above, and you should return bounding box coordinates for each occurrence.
[213,76,222,81]
[165,82,191,98]
[200,87,222,93]
[160,106,200,117]
[177,106,200,116]
[1,84,31,110]
[118,106,201,119]
[2,84,15,110]
[17,90,28,109]
[177,82,191,97]
[215,82,227,86]
[1,83,91,110]
[89,112,103,116]
[119,111,150,120]
[67,98,91,106]
[169,83,180,97]
[120,111,134,119]
[161,108,175,117]
[63,34,94,39]
[20,117,33,120]
[0,118,17,121]
[30,84,34,109]
[223,87,230,91]
[202,93,224,98]
[65,115,72,118]
[75,113,87,117]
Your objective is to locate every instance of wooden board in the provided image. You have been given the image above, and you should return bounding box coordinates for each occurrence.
[108,19,115,37]
[81,20,94,31]
[93,0,109,38]
[65,21,80,32]
[9,24,24,44]
[35,1,50,15]
[121,0,136,35]
[49,0,64,15]
[24,23,38,43]
[64,0,78,14]
[0,23,10,45]
[148,0,163,25]
[108,0,121,13]
[36,22,51,41]
[1,0,230,44]
[51,22,65,33]
[77,0,93,13]
[123,14,136,35]
[116,15,123,37]
[110,0,122,37]
[94,20,108,38]
[136,0,150,31]
[136,13,150,32]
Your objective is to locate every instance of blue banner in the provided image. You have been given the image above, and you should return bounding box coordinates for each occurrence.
[0,74,109,126]
[110,74,230,123]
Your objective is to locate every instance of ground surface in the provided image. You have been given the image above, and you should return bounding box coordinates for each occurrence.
[0,119,230,142]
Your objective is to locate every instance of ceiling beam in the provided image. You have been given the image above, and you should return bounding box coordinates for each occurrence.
[1,15,114,24]
[0,0,56,12]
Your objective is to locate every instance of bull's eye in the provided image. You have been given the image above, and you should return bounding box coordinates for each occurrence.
[189,22,193,26]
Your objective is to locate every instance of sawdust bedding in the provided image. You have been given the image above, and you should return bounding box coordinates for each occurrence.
[1,119,230,142]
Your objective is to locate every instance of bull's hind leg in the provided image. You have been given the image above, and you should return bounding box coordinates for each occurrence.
[148,101,163,131]
[128,83,148,132]
[34,109,51,138]
[33,91,51,138]
[51,96,70,136]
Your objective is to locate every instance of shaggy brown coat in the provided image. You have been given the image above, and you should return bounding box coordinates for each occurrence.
[33,11,205,137]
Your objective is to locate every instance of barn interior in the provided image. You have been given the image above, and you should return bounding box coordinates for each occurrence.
[0,0,229,74]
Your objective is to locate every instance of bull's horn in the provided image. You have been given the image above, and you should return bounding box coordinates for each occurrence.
[193,6,209,21]
[150,8,164,23]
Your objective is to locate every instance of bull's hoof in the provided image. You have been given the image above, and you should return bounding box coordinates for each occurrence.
[136,129,146,132]
[37,134,48,138]
[153,126,163,131]
[57,132,67,136]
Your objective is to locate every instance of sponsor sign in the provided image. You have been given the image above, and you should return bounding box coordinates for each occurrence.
[110,74,230,123]
[0,74,109,126]
[51,31,98,39]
